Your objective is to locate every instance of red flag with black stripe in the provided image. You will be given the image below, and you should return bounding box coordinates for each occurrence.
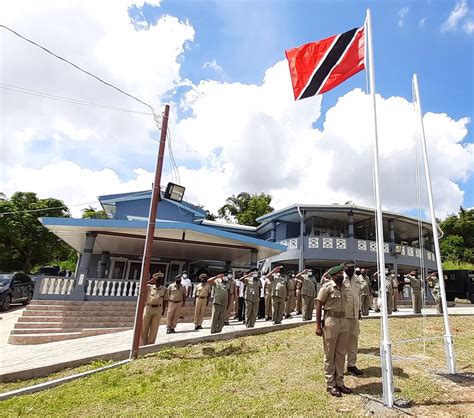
[285,26,365,100]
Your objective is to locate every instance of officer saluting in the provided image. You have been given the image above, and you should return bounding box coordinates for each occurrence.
[207,273,231,334]
[316,265,352,397]
[141,272,168,345]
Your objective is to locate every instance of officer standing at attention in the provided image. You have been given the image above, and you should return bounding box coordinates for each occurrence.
[343,263,363,376]
[407,270,422,314]
[295,268,317,321]
[194,273,211,330]
[240,269,262,328]
[165,275,187,334]
[264,274,273,320]
[141,272,168,345]
[224,272,237,326]
[266,265,287,324]
[427,271,443,314]
[356,268,370,316]
[391,270,399,312]
[285,272,297,318]
[315,266,352,397]
[207,273,230,334]
[295,278,303,315]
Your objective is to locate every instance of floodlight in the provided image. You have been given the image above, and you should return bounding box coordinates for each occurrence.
[164,182,185,202]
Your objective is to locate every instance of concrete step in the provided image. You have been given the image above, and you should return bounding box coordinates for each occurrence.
[26,304,136,312]
[11,326,131,335]
[22,310,134,317]
[30,300,136,307]
[14,321,134,330]
[18,315,134,323]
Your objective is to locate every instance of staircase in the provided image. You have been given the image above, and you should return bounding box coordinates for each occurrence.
[8,299,213,345]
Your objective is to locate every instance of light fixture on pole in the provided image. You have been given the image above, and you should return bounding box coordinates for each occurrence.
[164,182,185,202]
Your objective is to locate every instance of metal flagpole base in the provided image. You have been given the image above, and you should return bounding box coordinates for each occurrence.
[444,334,457,374]
[380,341,394,407]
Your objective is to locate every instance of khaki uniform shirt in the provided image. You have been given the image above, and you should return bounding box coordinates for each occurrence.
[213,279,230,306]
[316,281,346,313]
[146,284,167,305]
[287,277,296,294]
[195,283,211,298]
[271,275,288,298]
[301,275,317,297]
[228,278,236,297]
[244,277,261,302]
[343,274,360,319]
[166,283,185,302]
[357,274,370,296]
[409,274,422,291]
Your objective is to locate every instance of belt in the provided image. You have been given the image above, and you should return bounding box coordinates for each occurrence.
[197,296,207,299]
[325,311,345,318]
[171,300,182,303]
[148,304,162,308]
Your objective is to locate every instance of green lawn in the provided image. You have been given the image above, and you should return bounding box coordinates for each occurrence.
[1,316,473,417]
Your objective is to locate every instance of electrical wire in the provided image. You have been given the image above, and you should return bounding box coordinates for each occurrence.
[0,83,153,116]
[0,24,157,113]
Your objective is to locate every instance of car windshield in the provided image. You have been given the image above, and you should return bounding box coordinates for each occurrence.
[0,275,13,286]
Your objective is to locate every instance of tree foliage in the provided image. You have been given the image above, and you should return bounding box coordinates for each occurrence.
[218,192,274,226]
[439,206,474,265]
[81,206,108,219]
[0,192,76,273]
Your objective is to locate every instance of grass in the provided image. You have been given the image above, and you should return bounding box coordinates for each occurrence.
[442,260,474,270]
[1,316,473,417]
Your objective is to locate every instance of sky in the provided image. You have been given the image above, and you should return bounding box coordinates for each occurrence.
[0,0,473,220]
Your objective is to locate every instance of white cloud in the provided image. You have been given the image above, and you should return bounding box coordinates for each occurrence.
[441,0,474,33]
[398,6,409,27]
[202,59,223,72]
[419,17,427,27]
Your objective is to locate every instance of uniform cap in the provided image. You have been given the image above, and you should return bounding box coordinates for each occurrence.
[153,272,164,278]
[355,267,361,272]
[327,264,344,275]
[198,273,208,279]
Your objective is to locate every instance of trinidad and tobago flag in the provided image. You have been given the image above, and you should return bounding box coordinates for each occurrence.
[285,26,365,100]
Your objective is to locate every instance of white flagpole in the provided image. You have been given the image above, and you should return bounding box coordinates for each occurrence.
[366,9,394,407]
[412,73,456,374]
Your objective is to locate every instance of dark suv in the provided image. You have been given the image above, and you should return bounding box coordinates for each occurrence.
[0,272,34,311]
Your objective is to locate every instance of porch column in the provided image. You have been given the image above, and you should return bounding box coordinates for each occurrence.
[389,219,395,243]
[299,210,305,271]
[225,260,231,272]
[250,249,258,269]
[270,221,276,242]
[71,232,97,301]
[348,210,354,238]
[97,251,110,278]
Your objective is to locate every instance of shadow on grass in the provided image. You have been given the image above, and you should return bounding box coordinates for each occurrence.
[358,347,380,356]
[157,344,259,360]
[417,399,474,407]
[435,372,474,387]
[351,366,409,379]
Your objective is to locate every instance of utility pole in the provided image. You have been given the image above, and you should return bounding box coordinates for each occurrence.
[130,104,170,359]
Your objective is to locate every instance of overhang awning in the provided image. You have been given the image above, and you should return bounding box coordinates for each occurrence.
[41,217,286,264]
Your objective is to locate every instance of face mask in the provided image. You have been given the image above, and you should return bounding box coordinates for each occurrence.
[252,273,258,278]
[345,268,355,277]
[275,273,280,278]
[222,277,228,282]
[334,276,344,286]
[227,274,232,279]
[182,274,188,279]
[355,271,361,276]
[308,272,313,277]
[176,280,181,286]
[201,278,207,283]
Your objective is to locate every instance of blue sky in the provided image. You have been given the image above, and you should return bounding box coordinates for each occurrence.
[140,0,473,206]
[2,0,473,217]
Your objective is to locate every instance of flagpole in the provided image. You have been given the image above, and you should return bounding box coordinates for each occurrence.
[366,9,394,407]
[412,73,456,374]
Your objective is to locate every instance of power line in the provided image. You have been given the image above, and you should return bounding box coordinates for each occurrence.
[0,83,154,116]
[0,24,156,112]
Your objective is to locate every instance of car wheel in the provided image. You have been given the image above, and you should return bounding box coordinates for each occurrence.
[1,295,11,311]
[22,292,33,306]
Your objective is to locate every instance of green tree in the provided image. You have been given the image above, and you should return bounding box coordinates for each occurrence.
[0,192,74,273]
[439,206,474,265]
[218,192,274,226]
[81,206,108,219]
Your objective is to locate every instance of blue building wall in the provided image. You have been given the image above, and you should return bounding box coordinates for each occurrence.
[115,198,196,223]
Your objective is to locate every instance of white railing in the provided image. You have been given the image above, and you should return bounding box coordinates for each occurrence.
[279,238,299,250]
[85,279,139,298]
[39,277,75,295]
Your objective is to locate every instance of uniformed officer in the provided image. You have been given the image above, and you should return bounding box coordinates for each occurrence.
[407,270,422,314]
[342,263,363,376]
[315,266,352,397]
[207,273,231,334]
[241,269,262,328]
[224,272,237,325]
[295,279,303,315]
[427,272,443,313]
[165,275,187,334]
[266,266,287,324]
[194,273,211,330]
[370,272,380,312]
[372,268,393,314]
[264,275,273,320]
[391,270,399,312]
[356,268,370,316]
[285,272,297,318]
[296,268,317,321]
[141,272,168,345]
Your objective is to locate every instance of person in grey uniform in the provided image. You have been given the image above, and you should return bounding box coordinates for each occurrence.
[207,273,231,334]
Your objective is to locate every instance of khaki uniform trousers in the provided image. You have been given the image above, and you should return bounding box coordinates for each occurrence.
[434,295,443,313]
[225,294,236,322]
[211,303,226,333]
[323,316,349,388]
[272,296,285,323]
[245,299,259,328]
[296,289,302,313]
[265,293,272,318]
[346,318,360,368]
[194,297,208,326]
[285,293,296,316]
[360,294,370,316]
[166,301,182,329]
[392,290,398,311]
[302,295,314,320]
[412,289,422,314]
[141,305,162,345]
[386,291,393,314]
